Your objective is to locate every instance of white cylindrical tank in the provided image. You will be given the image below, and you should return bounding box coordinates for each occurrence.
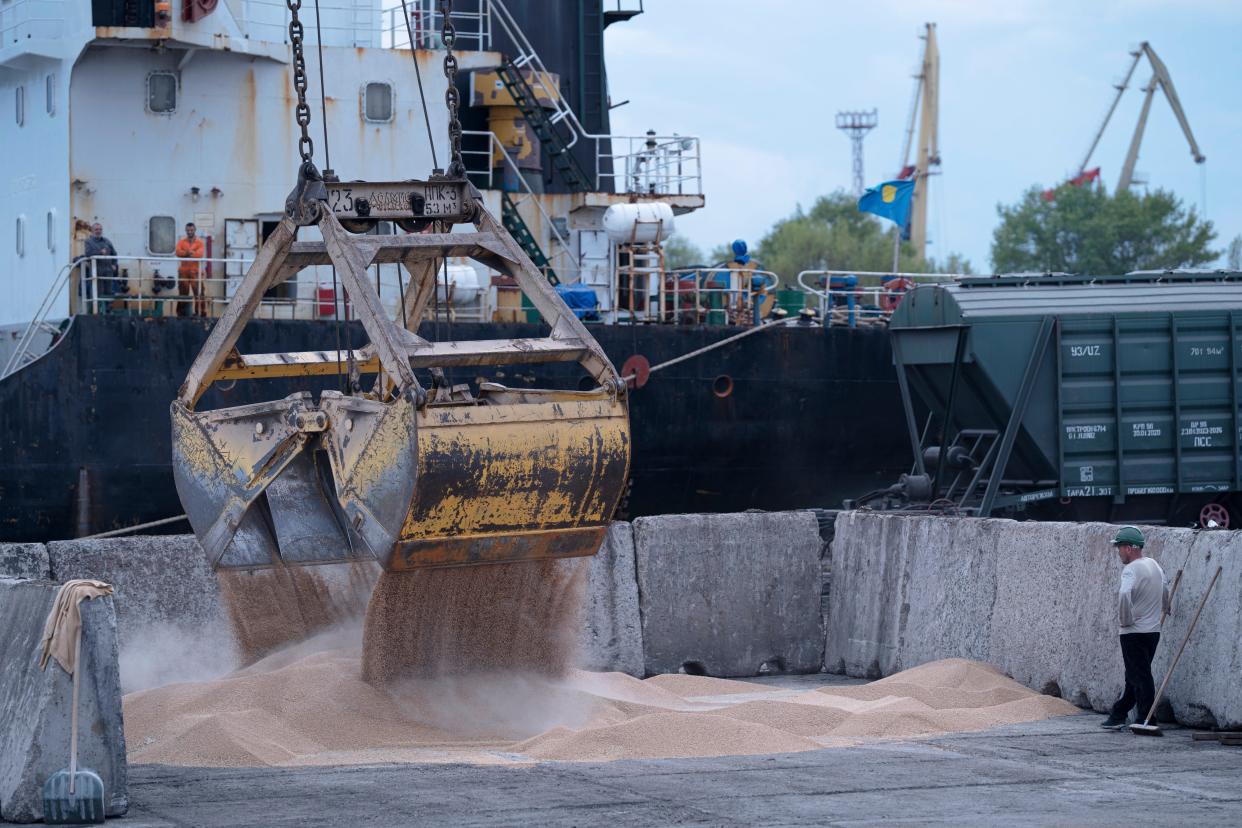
[436,263,485,305]
[603,202,675,244]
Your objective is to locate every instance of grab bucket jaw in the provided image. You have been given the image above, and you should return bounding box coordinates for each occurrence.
[173,387,628,572]
[172,387,422,569]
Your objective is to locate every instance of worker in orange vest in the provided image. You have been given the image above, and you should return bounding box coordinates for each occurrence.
[175,222,206,316]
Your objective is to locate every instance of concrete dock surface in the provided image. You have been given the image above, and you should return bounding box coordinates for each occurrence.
[118,713,1242,826]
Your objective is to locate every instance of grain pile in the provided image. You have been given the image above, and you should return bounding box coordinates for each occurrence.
[361,559,586,683]
[124,653,1080,767]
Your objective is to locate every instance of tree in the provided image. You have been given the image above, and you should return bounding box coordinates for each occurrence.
[929,252,974,275]
[753,192,967,282]
[707,242,735,266]
[991,184,1217,274]
[1228,235,1242,271]
[662,233,705,271]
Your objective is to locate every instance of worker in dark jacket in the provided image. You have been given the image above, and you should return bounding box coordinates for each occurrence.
[1101,526,1170,729]
[81,223,119,300]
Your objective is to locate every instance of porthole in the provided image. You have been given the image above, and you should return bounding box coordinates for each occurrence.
[363,81,393,123]
[147,71,177,114]
[712,374,734,398]
[45,74,55,116]
[15,85,24,126]
[46,209,55,252]
[15,214,26,257]
[147,215,176,254]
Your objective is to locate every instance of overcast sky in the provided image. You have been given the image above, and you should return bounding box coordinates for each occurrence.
[603,0,1242,272]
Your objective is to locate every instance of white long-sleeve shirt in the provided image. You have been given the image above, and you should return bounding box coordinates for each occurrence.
[1119,556,1170,634]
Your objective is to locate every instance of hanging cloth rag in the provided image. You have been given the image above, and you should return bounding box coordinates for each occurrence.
[38,579,114,674]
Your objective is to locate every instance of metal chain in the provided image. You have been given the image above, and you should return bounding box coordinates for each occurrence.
[438,0,464,176]
[287,0,314,163]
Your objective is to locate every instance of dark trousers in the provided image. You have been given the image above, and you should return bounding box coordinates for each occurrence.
[1111,632,1161,721]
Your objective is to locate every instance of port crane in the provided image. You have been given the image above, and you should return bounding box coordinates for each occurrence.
[896,23,939,257]
[1076,42,1205,195]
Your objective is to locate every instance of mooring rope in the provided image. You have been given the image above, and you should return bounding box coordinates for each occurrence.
[623,317,802,383]
[81,514,189,540]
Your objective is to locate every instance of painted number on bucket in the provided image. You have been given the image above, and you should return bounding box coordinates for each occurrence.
[421,185,460,217]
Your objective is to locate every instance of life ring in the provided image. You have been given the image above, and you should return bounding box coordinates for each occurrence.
[881,277,914,311]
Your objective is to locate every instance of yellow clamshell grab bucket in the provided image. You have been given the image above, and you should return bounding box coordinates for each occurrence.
[170,168,630,572]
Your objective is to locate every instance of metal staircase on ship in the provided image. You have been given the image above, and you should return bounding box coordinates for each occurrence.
[501,192,559,285]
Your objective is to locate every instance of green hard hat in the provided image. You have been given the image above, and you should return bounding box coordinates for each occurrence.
[1111,526,1145,547]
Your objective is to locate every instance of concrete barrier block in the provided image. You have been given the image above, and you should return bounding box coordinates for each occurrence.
[578,523,643,677]
[987,520,1103,706]
[827,511,1242,728]
[0,579,128,822]
[47,536,237,692]
[1155,532,1242,728]
[824,511,915,678]
[47,536,224,644]
[0,544,50,580]
[898,517,1002,670]
[635,511,822,677]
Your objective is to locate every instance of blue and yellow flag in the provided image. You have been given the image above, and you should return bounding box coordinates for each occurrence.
[858,179,915,226]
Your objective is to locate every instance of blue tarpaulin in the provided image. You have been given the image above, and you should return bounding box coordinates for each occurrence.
[555,284,601,320]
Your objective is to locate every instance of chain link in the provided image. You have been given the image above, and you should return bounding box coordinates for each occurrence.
[287,0,314,163]
[438,0,464,176]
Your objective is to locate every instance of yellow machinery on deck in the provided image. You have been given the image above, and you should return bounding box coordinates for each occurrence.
[171,165,629,572]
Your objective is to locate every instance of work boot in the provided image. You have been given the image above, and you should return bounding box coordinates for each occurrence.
[1100,715,1127,729]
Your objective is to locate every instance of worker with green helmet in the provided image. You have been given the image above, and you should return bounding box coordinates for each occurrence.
[1101,525,1171,729]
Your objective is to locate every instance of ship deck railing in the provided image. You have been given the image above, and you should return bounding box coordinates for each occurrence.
[66,256,495,324]
[598,134,702,198]
[379,0,491,50]
[616,267,781,326]
[797,270,964,328]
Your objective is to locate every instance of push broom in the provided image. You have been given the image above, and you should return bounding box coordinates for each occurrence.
[1130,566,1222,737]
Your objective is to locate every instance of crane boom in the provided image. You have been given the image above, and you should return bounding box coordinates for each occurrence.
[1143,43,1206,164]
[1078,49,1142,175]
[1116,76,1158,194]
[906,23,938,258]
[1080,42,1206,195]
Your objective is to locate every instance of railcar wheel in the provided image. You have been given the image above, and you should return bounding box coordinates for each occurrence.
[1199,502,1230,529]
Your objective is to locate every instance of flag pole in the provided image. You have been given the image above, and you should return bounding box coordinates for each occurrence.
[891,224,900,273]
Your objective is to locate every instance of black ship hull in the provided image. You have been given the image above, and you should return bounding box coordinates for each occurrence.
[0,315,909,541]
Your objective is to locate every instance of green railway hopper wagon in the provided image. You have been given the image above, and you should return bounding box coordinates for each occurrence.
[856,271,1242,527]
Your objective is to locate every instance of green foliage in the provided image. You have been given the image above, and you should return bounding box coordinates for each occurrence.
[1228,235,1242,271]
[707,242,734,266]
[749,192,969,283]
[990,184,1217,274]
[929,252,974,275]
[662,233,706,271]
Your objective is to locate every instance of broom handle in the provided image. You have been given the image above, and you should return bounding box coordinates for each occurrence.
[69,627,81,794]
[1160,569,1184,627]
[1141,566,1222,727]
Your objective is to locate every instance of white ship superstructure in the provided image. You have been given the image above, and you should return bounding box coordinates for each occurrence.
[0,0,703,340]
